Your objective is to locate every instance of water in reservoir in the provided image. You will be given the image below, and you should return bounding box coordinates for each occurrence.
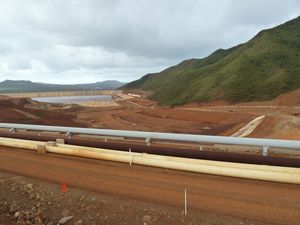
[32,95,112,103]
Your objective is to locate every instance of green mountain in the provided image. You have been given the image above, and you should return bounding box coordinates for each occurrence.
[123,16,300,106]
[0,80,125,93]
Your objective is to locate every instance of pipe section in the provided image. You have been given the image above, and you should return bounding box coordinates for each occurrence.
[0,137,299,184]
[1,131,300,168]
[0,123,300,149]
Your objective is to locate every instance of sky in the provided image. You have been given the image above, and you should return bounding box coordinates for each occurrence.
[0,0,299,84]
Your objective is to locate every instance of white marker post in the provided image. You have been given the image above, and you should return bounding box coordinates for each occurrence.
[184,189,187,215]
[129,156,134,166]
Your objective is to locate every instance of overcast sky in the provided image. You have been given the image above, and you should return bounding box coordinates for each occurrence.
[0,0,299,84]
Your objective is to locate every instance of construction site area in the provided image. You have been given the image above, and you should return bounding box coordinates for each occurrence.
[0,91,299,225]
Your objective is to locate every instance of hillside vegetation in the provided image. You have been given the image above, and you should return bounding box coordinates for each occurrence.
[0,80,125,93]
[123,16,300,105]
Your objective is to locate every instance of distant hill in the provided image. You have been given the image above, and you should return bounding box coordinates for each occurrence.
[123,16,300,106]
[0,80,125,93]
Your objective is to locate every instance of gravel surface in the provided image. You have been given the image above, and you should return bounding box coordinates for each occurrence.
[0,171,273,225]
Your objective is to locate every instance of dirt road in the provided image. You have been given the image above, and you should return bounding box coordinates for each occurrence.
[0,146,299,224]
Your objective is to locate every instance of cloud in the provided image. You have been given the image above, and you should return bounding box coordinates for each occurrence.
[0,0,299,84]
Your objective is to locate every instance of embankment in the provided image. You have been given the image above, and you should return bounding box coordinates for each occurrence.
[1,90,116,98]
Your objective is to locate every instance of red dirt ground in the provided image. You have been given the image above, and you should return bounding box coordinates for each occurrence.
[0,146,299,225]
[0,94,257,136]
[1,92,300,139]
[0,98,85,127]
[74,102,256,135]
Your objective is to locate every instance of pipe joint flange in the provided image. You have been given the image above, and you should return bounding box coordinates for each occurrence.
[66,132,72,139]
[9,128,16,134]
[263,146,269,156]
[145,137,151,146]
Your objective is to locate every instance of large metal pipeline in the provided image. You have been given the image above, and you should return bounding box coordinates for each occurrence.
[0,136,299,184]
[1,123,300,149]
[0,130,300,167]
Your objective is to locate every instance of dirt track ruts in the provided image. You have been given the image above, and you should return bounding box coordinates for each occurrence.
[0,146,299,225]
